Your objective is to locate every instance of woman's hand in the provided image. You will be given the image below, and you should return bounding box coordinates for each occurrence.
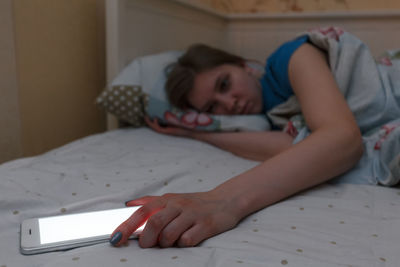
[145,116,195,138]
[110,191,241,248]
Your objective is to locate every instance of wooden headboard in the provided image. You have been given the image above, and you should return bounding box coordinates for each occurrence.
[105,0,400,129]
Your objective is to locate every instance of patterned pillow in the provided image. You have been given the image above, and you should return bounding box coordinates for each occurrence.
[96,85,147,127]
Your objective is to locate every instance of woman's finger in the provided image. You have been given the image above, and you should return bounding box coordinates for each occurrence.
[125,196,157,206]
[177,223,211,248]
[158,214,194,248]
[110,198,165,246]
[177,214,237,247]
[138,207,181,248]
[144,116,162,131]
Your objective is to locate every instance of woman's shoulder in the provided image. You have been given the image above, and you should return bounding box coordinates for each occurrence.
[267,35,309,65]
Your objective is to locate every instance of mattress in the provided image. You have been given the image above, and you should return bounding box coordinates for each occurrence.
[1,128,400,266]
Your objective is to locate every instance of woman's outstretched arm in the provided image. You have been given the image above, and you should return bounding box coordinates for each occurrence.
[209,43,364,225]
[110,43,363,248]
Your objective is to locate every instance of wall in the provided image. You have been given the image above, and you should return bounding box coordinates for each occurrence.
[227,16,400,63]
[176,0,400,60]
[0,0,23,163]
[0,0,106,164]
[198,0,400,13]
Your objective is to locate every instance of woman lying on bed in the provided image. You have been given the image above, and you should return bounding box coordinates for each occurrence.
[110,32,400,248]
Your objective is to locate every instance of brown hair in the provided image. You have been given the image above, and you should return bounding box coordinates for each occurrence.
[165,44,244,109]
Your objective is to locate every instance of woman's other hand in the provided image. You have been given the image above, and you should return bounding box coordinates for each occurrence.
[145,116,195,138]
[110,191,241,248]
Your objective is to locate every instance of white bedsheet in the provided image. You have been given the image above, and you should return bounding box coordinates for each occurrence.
[1,128,400,267]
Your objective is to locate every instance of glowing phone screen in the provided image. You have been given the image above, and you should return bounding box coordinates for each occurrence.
[38,207,143,244]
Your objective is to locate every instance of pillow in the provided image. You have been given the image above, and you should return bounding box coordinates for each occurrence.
[96,50,271,131]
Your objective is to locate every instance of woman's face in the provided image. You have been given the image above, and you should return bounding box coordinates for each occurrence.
[187,64,263,115]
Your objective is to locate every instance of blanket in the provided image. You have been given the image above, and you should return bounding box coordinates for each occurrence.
[268,27,400,186]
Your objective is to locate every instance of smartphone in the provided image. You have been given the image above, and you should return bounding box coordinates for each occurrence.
[20,206,144,255]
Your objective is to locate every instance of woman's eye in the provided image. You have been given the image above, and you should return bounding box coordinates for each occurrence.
[220,76,230,93]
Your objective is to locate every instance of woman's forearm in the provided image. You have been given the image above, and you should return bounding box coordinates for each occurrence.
[211,126,363,221]
[190,131,294,161]
[145,117,292,161]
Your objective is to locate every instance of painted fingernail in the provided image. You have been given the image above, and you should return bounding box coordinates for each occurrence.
[110,232,122,245]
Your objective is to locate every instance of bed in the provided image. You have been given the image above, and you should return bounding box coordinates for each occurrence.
[2,0,400,266]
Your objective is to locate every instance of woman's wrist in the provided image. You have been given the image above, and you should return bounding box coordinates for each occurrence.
[189,131,211,142]
[208,184,254,222]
